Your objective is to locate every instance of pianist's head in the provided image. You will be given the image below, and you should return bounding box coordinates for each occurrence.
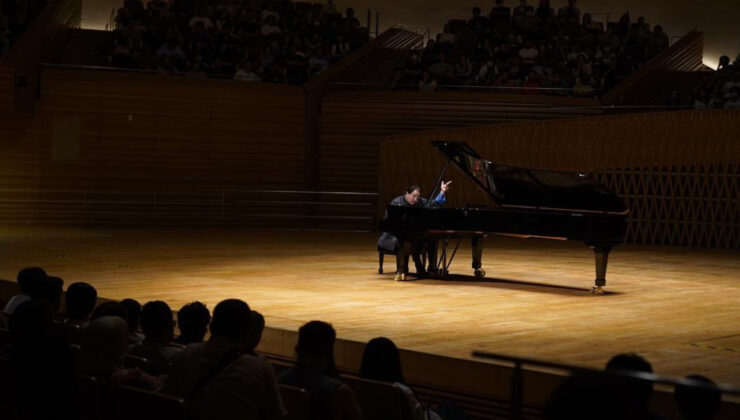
[404,185,422,205]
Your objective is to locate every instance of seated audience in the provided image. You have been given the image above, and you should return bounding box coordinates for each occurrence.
[91,300,130,323]
[245,310,265,355]
[545,371,629,420]
[605,353,660,420]
[175,301,211,345]
[279,320,362,420]
[7,299,78,418]
[77,315,164,390]
[64,282,98,328]
[31,275,64,315]
[360,336,443,420]
[2,267,46,315]
[674,375,721,420]
[109,0,369,84]
[129,300,181,374]
[164,299,285,420]
[121,297,145,344]
[401,3,671,96]
[688,52,740,109]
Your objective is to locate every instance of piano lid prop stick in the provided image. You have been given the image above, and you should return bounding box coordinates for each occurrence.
[426,160,451,208]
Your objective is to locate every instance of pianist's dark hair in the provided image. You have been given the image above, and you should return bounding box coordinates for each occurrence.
[406,185,421,194]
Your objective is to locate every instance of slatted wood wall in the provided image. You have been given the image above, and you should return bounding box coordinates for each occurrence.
[379,109,740,248]
[319,91,602,192]
[8,68,306,224]
[602,31,706,106]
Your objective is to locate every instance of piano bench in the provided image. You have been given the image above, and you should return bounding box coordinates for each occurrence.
[377,246,427,275]
[377,246,396,274]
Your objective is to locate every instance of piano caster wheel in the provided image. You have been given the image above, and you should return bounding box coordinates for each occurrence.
[394,272,407,282]
[474,269,486,279]
[591,286,604,295]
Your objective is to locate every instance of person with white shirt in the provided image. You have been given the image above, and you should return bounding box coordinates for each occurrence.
[234,62,261,82]
[2,267,46,317]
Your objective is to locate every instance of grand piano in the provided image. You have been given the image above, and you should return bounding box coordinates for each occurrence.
[378,141,628,294]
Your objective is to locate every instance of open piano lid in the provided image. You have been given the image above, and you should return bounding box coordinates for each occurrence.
[431,141,628,214]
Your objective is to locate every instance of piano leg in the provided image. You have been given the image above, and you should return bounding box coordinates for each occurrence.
[591,245,612,295]
[471,236,486,279]
[395,241,412,281]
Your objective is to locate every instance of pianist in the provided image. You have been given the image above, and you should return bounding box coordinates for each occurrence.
[378,182,451,278]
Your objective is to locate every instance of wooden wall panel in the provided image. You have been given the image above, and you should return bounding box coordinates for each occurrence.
[7,68,307,224]
[379,109,740,248]
[319,91,602,192]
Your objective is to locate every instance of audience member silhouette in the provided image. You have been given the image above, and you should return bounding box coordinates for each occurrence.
[2,267,46,315]
[31,275,63,310]
[65,282,98,328]
[164,299,286,420]
[129,300,181,374]
[76,315,131,377]
[605,353,661,420]
[91,301,130,323]
[674,375,721,420]
[245,310,265,355]
[8,299,78,419]
[120,297,145,344]
[279,320,362,420]
[76,315,164,390]
[360,336,443,420]
[545,371,628,420]
[175,301,211,345]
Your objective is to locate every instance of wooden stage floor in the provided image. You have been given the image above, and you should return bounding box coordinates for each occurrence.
[1,226,739,386]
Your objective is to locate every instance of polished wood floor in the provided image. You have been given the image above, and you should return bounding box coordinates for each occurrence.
[1,226,739,385]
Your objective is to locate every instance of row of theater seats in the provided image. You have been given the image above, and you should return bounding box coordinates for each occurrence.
[0,327,412,420]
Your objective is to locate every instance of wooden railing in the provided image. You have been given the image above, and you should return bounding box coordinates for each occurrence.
[378,109,740,248]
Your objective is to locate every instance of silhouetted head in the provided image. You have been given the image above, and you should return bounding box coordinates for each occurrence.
[77,316,129,376]
[91,301,129,325]
[177,301,211,344]
[140,300,174,341]
[120,298,141,333]
[605,353,654,414]
[245,310,265,353]
[31,276,64,311]
[359,337,405,383]
[295,320,337,375]
[17,267,46,295]
[210,299,252,346]
[65,282,98,321]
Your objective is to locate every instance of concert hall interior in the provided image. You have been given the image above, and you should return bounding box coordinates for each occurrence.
[0,0,738,419]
